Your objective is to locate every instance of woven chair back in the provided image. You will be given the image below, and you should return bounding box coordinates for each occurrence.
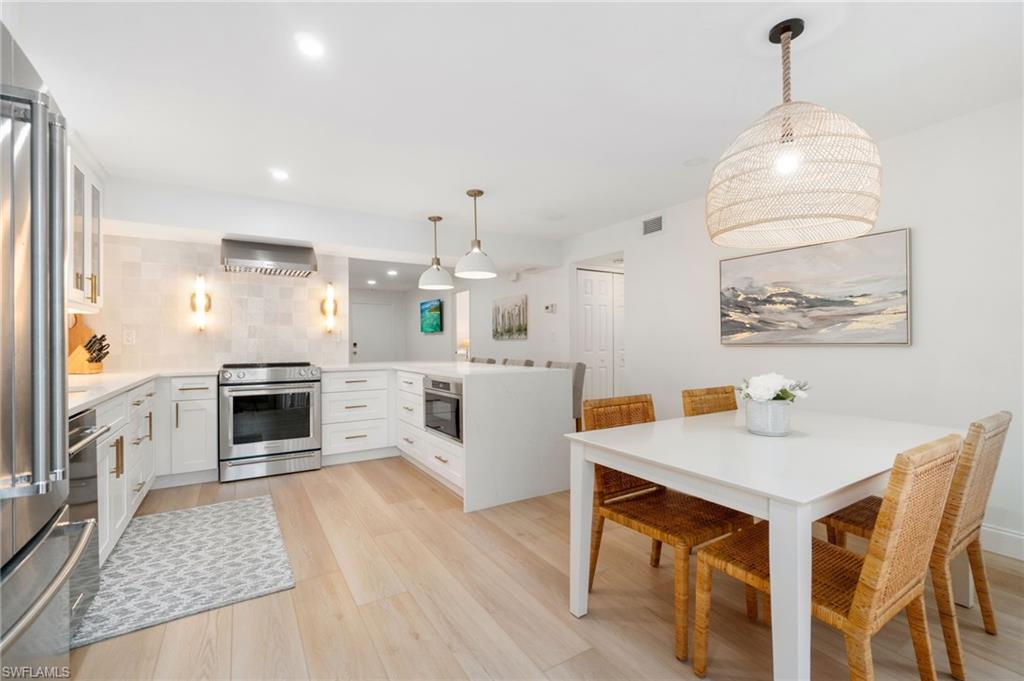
[582,394,657,501]
[937,411,1012,555]
[682,386,737,417]
[849,434,961,626]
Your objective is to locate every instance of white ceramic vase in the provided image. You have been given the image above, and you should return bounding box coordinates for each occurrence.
[745,399,792,437]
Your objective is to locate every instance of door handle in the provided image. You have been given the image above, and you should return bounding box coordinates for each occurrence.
[175,402,180,428]
[88,273,98,303]
[67,424,111,457]
[110,436,124,478]
[146,411,153,440]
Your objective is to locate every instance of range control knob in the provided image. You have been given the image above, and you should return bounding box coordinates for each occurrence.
[298,368,308,377]
[310,367,320,377]
[222,370,232,380]
[237,371,246,379]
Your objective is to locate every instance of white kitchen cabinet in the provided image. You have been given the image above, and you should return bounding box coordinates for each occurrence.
[66,140,105,313]
[96,426,128,562]
[170,399,218,474]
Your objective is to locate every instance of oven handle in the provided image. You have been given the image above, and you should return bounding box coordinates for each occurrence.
[424,388,460,399]
[223,383,319,397]
[224,452,319,467]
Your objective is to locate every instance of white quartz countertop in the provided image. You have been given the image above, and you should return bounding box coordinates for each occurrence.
[68,369,216,414]
[68,361,559,414]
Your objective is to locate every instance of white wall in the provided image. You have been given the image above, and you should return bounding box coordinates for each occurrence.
[467,268,572,365]
[562,99,1024,554]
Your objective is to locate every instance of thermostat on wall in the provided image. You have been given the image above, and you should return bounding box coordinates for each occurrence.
[544,303,557,313]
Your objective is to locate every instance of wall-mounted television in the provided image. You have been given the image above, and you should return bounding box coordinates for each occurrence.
[420,298,443,334]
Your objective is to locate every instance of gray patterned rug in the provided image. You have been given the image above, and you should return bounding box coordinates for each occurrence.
[71,495,294,648]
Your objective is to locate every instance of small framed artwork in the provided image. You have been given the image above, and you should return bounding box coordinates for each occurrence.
[420,299,443,334]
[492,294,528,340]
[720,228,911,345]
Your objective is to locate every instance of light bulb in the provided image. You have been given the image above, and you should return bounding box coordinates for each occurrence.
[774,148,802,175]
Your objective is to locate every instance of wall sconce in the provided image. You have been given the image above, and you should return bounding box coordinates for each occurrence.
[321,282,338,333]
[190,274,212,331]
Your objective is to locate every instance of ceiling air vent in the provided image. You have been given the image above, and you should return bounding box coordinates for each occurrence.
[642,216,663,235]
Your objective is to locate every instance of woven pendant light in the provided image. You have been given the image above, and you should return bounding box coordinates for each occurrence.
[419,215,454,290]
[706,19,881,248]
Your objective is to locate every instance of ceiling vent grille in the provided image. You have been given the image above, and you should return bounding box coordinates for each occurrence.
[642,216,663,235]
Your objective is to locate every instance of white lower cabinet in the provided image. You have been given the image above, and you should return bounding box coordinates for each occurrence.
[323,419,388,454]
[96,426,128,563]
[321,370,392,458]
[170,399,218,474]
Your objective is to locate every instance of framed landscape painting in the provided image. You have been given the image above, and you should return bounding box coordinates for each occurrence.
[420,298,443,334]
[720,229,910,345]
[492,294,527,340]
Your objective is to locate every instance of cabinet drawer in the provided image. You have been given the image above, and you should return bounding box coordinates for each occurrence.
[397,422,424,459]
[396,371,423,396]
[127,380,157,414]
[420,431,464,488]
[396,391,422,427]
[323,371,388,393]
[170,376,217,401]
[95,394,127,434]
[323,419,388,455]
[323,390,388,424]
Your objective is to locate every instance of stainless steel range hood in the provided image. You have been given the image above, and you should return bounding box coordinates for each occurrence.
[221,239,318,278]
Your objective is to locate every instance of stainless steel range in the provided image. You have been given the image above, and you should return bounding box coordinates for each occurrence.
[218,362,322,482]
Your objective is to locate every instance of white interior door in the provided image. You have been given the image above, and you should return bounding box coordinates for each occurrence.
[577,269,614,400]
[612,272,625,396]
[350,302,395,362]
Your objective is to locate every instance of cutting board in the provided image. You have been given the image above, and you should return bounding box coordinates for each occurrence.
[68,314,102,374]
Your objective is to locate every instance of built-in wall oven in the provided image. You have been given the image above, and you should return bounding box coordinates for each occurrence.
[218,363,322,482]
[423,375,463,444]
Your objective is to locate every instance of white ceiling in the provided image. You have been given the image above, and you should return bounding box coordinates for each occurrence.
[348,258,432,292]
[6,2,1021,240]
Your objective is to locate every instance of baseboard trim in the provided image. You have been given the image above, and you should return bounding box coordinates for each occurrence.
[152,469,218,489]
[981,523,1024,560]
[323,447,400,467]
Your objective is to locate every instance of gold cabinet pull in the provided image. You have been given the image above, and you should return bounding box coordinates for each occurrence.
[132,400,143,407]
[434,455,449,464]
[344,379,367,384]
[175,402,180,428]
[131,437,144,446]
[110,436,124,478]
[344,404,367,410]
[145,392,156,398]
[88,273,98,303]
[146,412,153,440]
[402,437,415,444]
[177,386,209,392]
[402,406,414,412]
[344,434,368,440]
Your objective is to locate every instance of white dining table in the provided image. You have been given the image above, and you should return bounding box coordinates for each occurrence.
[565,408,967,680]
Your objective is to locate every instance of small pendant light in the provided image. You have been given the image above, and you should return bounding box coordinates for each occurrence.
[706,18,881,248]
[418,215,454,290]
[454,189,497,279]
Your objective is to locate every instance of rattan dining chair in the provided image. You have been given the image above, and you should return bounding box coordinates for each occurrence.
[693,434,963,681]
[821,411,1011,681]
[583,394,752,662]
[469,356,496,364]
[502,358,535,366]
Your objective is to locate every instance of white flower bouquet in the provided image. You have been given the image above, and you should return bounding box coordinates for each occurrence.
[738,373,809,436]
[739,373,809,403]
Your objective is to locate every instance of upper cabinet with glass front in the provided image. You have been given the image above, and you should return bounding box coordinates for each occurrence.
[66,136,105,313]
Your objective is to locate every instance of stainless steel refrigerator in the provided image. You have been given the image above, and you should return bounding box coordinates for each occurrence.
[1,22,96,672]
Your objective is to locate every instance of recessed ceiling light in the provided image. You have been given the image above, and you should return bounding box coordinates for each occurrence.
[366,279,377,285]
[386,270,398,277]
[269,167,289,181]
[294,32,325,60]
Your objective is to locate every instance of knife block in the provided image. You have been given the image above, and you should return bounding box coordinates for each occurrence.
[68,314,103,374]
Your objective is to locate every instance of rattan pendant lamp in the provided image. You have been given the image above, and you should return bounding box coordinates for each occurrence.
[455,189,497,279]
[705,18,881,248]
[418,215,454,290]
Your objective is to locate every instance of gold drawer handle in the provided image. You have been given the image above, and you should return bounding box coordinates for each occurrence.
[145,392,156,398]
[345,379,367,384]
[402,380,414,385]
[344,404,367,410]
[133,482,145,493]
[131,437,144,446]
[402,437,415,444]
[434,455,448,464]
[177,386,209,391]
[132,400,143,407]
[402,406,414,412]
[345,434,368,440]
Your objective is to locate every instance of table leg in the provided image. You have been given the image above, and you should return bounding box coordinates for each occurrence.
[569,441,594,618]
[768,499,813,680]
[950,551,975,608]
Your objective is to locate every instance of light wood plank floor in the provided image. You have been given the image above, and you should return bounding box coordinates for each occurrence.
[71,458,1024,680]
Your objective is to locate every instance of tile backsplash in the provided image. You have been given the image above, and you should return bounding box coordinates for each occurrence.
[85,235,350,372]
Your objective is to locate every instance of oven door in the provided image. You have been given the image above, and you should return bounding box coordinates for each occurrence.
[423,389,462,443]
[219,383,321,460]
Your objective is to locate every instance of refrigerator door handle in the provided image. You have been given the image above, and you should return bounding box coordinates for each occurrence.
[27,94,51,496]
[48,113,67,482]
[0,518,96,655]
